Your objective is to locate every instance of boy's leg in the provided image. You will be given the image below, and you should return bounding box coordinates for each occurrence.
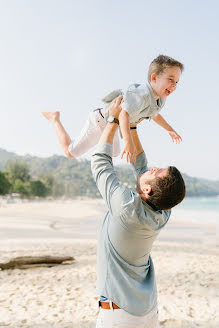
[42,110,120,158]
[41,111,74,158]
[68,110,106,157]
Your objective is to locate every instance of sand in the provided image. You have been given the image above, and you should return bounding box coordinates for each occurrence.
[0,199,218,328]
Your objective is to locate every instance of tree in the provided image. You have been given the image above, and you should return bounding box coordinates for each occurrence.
[38,173,54,195]
[0,172,11,195]
[13,179,30,197]
[52,180,65,197]
[7,160,30,184]
[29,180,48,197]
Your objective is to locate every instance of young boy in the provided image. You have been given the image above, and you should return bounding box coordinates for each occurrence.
[42,55,183,163]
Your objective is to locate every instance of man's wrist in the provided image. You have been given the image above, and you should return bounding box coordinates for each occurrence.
[106,122,119,129]
[99,122,118,144]
[107,116,119,125]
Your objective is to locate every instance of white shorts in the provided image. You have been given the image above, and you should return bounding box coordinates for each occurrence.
[68,109,120,157]
[96,303,158,328]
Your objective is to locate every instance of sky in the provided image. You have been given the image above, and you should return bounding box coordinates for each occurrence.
[0,0,219,180]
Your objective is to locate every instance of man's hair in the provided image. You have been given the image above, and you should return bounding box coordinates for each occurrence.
[137,166,186,210]
[148,55,184,82]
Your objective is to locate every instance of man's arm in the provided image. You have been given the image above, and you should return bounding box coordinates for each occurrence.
[91,97,133,216]
[41,111,74,158]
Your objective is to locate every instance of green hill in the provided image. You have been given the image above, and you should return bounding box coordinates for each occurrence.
[0,148,219,198]
[0,149,18,170]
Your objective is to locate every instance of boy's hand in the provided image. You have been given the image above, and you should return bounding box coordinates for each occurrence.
[41,111,60,124]
[168,130,182,144]
[121,140,137,164]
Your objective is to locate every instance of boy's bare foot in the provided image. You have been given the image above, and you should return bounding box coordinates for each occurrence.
[41,111,60,123]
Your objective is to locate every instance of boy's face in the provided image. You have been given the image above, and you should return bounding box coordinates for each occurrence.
[150,66,181,99]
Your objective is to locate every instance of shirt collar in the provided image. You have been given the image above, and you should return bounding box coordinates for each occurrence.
[146,82,165,108]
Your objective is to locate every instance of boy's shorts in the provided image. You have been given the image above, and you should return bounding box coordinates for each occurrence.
[68,109,120,158]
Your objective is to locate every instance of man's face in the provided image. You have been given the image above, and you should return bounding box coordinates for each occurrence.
[151,66,181,99]
[139,167,169,195]
[143,167,169,181]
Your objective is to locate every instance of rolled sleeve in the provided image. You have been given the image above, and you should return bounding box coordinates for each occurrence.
[121,90,145,116]
[92,142,113,157]
[132,151,148,179]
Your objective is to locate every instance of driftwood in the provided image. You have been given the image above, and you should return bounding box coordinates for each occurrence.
[0,255,75,270]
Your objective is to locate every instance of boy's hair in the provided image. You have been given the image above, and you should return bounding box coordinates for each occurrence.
[148,55,184,82]
[137,166,186,210]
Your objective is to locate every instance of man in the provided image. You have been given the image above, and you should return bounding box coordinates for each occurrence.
[91,96,186,328]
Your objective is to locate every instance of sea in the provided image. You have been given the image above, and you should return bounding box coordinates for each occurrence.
[172,196,219,224]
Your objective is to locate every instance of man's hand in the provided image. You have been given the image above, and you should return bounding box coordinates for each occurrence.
[121,139,137,164]
[168,130,182,144]
[108,95,123,119]
[99,97,122,145]
[41,111,60,124]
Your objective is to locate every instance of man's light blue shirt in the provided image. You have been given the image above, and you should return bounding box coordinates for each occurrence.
[102,83,166,124]
[91,143,171,316]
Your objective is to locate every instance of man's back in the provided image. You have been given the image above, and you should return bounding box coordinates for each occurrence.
[91,143,171,316]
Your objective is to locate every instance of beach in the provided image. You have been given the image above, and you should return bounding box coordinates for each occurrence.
[0,199,218,328]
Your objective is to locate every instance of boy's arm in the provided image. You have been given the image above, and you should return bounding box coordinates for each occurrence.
[41,111,74,158]
[130,127,148,179]
[152,113,182,143]
[130,127,144,156]
[152,113,173,131]
[119,110,137,163]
